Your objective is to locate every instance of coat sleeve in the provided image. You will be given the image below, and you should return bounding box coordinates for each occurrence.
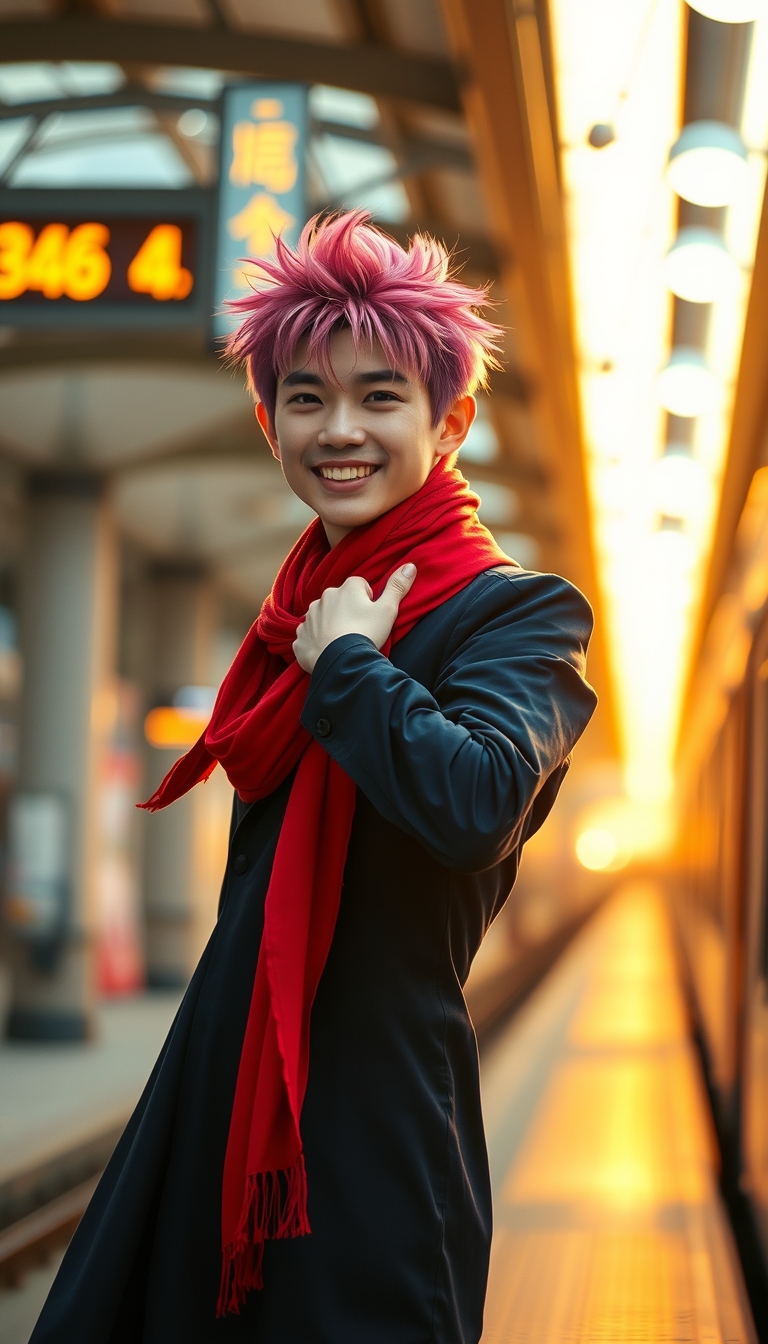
[300,570,597,873]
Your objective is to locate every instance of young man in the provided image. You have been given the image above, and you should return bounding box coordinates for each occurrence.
[32,211,596,1344]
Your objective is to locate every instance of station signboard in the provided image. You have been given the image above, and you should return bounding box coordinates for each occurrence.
[0,188,214,329]
[213,83,307,341]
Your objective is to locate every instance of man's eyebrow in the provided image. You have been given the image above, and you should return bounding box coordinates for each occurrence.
[354,369,408,385]
[281,370,324,387]
[281,370,325,387]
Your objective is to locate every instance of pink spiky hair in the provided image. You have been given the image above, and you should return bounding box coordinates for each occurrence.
[225,210,503,426]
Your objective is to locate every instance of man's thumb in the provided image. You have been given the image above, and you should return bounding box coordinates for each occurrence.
[382,563,417,605]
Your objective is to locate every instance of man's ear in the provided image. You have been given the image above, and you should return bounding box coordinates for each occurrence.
[434,394,477,460]
[255,401,281,461]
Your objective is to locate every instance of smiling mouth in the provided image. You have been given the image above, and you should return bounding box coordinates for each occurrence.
[314,464,380,481]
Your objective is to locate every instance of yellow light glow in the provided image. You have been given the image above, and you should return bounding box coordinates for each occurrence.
[144,706,209,748]
[574,797,674,867]
[651,450,710,520]
[551,0,768,812]
[575,827,620,870]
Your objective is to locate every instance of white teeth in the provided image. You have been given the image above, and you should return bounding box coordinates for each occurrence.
[318,465,375,480]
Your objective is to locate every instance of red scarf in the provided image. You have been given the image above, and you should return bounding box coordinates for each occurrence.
[140,460,508,1315]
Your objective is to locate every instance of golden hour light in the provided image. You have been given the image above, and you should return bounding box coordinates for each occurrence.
[0,8,766,1340]
[550,0,768,815]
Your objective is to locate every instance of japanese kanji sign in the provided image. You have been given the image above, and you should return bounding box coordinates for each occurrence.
[214,84,307,340]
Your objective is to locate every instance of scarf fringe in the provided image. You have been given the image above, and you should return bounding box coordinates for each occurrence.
[217,1155,310,1317]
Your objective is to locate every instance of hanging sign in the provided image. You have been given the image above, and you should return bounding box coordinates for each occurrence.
[214,83,307,341]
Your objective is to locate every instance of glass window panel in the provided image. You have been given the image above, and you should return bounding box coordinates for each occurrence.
[11,136,193,188]
[309,85,379,129]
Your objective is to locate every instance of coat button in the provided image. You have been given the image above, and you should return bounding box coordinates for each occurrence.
[315,717,331,738]
[232,853,249,875]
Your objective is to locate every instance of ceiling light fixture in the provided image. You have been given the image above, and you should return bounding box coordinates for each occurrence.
[686,0,763,20]
[657,347,722,416]
[667,121,749,205]
[663,227,740,302]
[651,447,711,520]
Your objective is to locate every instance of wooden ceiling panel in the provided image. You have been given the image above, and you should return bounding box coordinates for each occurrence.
[375,0,449,58]
[421,165,488,233]
[223,0,349,41]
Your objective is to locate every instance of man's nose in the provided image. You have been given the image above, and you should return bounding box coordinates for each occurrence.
[317,407,365,447]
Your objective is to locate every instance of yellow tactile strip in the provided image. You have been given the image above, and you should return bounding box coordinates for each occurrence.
[481,885,756,1343]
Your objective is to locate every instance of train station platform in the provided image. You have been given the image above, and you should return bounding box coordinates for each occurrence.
[0,884,758,1343]
[481,881,756,1342]
[0,990,181,1227]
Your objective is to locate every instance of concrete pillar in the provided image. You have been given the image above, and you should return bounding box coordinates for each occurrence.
[142,564,229,987]
[6,472,117,1041]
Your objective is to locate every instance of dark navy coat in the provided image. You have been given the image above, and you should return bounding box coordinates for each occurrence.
[31,566,596,1344]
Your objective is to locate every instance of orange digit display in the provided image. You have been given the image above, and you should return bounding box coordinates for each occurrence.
[0,221,112,301]
[0,212,199,316]
[0,221,34,300]
[26,223,70,298]
[127,224,193,301]
[65,223,112,301]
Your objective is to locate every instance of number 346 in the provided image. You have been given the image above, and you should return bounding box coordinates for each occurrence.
[0,221,111,302]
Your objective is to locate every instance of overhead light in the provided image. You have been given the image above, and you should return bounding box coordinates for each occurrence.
[646,523,697,579]
[575,827,621,871]
[686,0,763,20]
[663,227,740,302]
[651,447,711,520]
[657,347,722,416]
[668,121,749,206]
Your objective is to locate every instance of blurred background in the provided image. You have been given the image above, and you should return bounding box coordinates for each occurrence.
[0,3,613,1043]
[2,0,768,1339]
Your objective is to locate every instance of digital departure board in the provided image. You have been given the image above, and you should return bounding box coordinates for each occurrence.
[0,189,214,330]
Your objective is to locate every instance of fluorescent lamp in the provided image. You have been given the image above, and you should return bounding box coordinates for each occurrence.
[663,227,740,302]
[668,121,749,206]
[657,347,722,416]
[651,447,711,519]
[686,0,763,19]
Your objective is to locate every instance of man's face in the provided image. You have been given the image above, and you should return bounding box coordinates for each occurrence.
[257,327,475,546]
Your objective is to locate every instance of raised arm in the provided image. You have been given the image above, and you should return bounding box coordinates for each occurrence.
[300,570,597,872]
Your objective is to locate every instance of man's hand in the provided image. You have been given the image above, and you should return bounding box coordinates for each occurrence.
[293,564,417,674]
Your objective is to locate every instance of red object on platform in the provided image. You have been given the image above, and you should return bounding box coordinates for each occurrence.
[139,462,508,1315]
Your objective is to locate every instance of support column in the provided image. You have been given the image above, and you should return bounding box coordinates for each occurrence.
[142,563,229,988]
[7,472,117,1041]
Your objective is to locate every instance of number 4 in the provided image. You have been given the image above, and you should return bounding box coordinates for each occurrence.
[127,224,193,301]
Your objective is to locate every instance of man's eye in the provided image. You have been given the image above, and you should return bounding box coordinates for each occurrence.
[290,393,322,405]
[365,390,401,403]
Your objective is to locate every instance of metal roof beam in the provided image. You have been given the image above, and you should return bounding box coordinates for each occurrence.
[0,88,220,121]
[0,17,460,111]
